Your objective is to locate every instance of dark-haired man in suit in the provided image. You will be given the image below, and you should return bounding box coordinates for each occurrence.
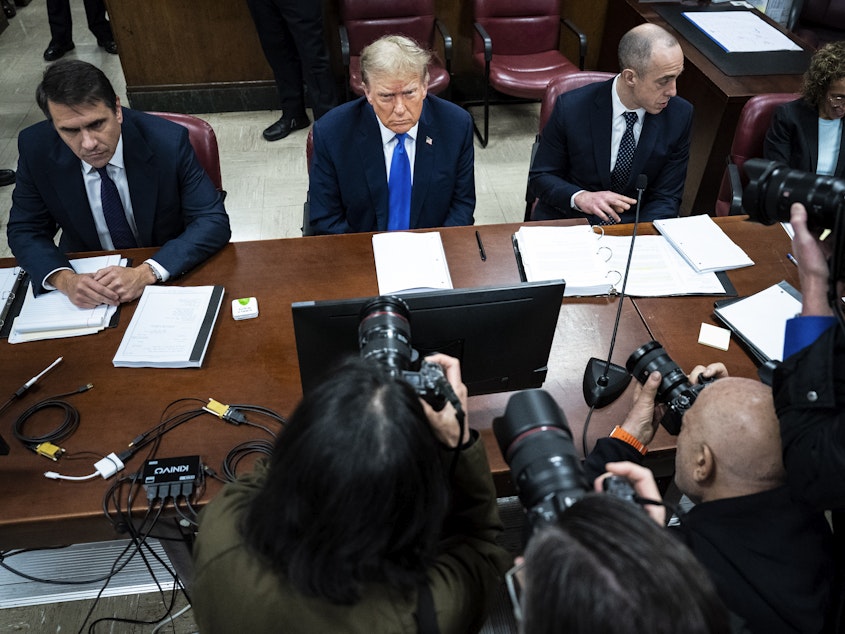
[308,35,475,234]
[529,23,692,225]
[7,60,231,309]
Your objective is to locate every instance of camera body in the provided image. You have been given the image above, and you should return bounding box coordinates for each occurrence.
[358,295,448,410]
[626,341,714,435]
[494,389,640,532]
[743,158,845,281]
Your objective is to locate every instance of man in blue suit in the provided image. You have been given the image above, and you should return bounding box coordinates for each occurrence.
[308,35,475,235]
[7,60,231,309]
[529,23,693,225]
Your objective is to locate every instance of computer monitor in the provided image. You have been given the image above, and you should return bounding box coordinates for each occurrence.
[291,280,565,396]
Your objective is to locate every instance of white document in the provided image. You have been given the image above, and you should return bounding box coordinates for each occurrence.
[372,232,453,295]
[113,285,224,368]
[514,226,727,297]
[654,215,754,273]
[514,225,614,296]
[605,235,729,296]
[8,255,122,344]
[683,11,802,52]
[714,281,801,362]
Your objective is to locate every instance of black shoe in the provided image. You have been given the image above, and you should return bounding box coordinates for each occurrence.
[0,170,16,187]
[43,41,74,61]
[2,0,16,18]
[262,114,310,141]
[98,40,118,54]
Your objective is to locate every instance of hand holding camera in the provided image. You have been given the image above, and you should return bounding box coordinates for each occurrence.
[420,354,469,449]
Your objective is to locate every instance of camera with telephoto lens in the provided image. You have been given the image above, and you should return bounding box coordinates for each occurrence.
[742,158,845,280]
[493,389,639,531]
[626,341,714,436]
[358,295,450,410]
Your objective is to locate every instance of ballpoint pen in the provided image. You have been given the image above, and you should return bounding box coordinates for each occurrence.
[787,253,799,267]
[475,230,487,262]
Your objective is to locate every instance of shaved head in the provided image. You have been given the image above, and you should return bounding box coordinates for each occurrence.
[674,378,785,502]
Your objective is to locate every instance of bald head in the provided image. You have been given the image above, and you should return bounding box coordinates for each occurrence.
[674,378,785,503]
[618,24,680,76]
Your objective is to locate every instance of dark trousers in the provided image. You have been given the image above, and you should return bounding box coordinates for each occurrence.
[246,0,337,119]
[46,0,113,45]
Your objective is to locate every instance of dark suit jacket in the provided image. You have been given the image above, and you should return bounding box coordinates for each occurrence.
[764,97,845,177]
[308,95,475,234]
[8,108,231,294]
[529,78,693,224]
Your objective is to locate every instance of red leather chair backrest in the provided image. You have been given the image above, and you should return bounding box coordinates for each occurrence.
[148,111,223,193]
[473,0,562,57]
[714,93,799,215]
[539,71,615,133]
[341,0,436,55]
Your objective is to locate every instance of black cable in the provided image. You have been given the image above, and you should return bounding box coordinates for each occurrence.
[222,439,274,481]
[11,384,92,452]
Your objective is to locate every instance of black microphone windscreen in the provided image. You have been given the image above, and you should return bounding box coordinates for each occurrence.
[636,174,648,190]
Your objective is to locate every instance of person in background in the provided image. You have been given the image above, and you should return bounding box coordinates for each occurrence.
[42,0,117,61]
[245,0,337,141]
[191,355,512,633]
[308,35,475,234]
[529,23,692,225]
[764,41,845,177]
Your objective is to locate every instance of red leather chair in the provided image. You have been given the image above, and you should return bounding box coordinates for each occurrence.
[525,71,614,220]
[471,0,587,148]
[789,0,845,49]
[148,111,224,198]
[714,93,799,216]
[339,0,452,100]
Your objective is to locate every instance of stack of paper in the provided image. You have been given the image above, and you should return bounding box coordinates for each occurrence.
[113,285,224,368]
[8,255,123,344]
[513,225,729,297]
[372,232,453,295]
[654,215,754,273]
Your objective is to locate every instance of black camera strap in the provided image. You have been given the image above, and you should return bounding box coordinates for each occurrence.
[415,580,440,634]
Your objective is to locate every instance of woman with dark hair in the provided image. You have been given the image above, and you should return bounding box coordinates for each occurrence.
[191,354,511,633]
[518,495,730,634]
[764,41,845,177]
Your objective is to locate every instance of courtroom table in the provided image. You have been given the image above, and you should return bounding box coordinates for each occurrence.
[598,0,807,216]
[0,217,794,549]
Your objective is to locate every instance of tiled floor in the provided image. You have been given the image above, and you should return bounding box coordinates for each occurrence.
[0,0,539,260]
[0,2,537,631]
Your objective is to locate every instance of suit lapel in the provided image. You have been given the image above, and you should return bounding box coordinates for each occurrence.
[592,86,613,190]
[47,135,99,247]
[358,105,390,231]
[121,111,159,245]
[410,100,435,229]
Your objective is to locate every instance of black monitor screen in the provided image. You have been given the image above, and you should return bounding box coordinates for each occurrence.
[291,280,565,396]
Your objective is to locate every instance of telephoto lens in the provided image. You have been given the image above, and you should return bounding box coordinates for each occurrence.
[358,296,414,378]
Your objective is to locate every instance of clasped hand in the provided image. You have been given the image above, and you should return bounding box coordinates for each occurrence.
[51,264,156,309]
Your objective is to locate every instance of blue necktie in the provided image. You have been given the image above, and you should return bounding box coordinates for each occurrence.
[96,166,137,249]
[611,111,638,193]
[388,133,411,231]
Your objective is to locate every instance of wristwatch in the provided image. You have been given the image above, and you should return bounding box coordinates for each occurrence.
[145,261,163,283]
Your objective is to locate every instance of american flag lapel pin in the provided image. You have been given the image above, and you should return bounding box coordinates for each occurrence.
[426,136,433,146]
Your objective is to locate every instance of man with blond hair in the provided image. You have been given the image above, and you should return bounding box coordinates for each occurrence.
[308,35,475,234]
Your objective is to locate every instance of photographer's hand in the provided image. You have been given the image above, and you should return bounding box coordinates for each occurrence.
[689,362,728,385]
[596,461,666,526]
[620,371,662,446]
[790,202,833,317]
[421,354,470,448]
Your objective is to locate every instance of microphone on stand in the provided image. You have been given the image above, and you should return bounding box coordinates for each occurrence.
[583,174,648,408]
